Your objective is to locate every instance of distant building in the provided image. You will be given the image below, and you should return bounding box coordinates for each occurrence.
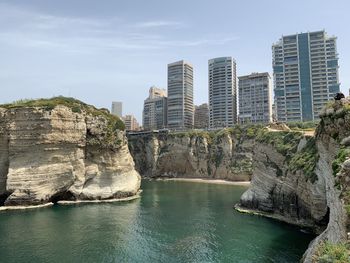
[273,30,340,122]
[123,115,139,131]
[143,86,168,131]
[167,60,194,129]
[111,101,122,117]
[238,73,272,124]
[209,57,237,128]
[194,103,209,129]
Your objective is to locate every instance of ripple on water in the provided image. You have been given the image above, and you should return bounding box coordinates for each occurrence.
[0,180,315,263]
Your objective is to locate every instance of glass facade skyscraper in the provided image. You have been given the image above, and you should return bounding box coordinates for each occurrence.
[272,30,340,122]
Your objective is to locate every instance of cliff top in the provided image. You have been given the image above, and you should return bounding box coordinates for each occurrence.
[0,96,125,131]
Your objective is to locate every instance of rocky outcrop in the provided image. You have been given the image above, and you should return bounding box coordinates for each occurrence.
[128,128,257,181]
[238,100,350,262]
[239,139,328,230]
[0,98,140,206]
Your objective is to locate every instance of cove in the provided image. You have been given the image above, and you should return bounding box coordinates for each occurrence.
[0,180,314,263]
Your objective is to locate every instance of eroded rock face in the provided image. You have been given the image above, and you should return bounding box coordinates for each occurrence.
[240,140,328,229]
[239,101,350,262]
[128,131,254,181]
[0,105,140,206]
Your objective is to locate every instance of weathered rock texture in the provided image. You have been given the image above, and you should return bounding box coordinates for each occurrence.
[240,136,328,230]
[238,100,350,262]
[0,102,140,206]
[128,128,258,181]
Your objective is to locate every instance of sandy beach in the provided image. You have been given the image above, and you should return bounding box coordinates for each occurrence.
[153,177,251,186]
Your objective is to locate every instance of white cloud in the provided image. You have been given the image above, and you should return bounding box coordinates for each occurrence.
[0,3,239,53]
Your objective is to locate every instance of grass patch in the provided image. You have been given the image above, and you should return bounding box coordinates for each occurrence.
[287,121,319,131]
[313,242,350,263]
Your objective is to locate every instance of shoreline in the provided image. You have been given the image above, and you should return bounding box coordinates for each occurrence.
[0,202,54,212]
[149,177,251,186]
[57,190,142,205]
[0,191,142,211]
[234,204,317,233]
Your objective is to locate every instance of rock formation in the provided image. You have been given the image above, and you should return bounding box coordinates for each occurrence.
[0,97,141,206]
[128,127,260,181]
[238,100,350,262]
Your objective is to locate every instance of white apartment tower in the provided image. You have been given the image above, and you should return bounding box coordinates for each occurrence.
[167,60,194,129]
[142,86,168,131]
[273,30,340,122]
[238,72,272,124]
[209,57,237,128]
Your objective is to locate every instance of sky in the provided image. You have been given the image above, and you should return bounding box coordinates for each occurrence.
[1,0,349,122]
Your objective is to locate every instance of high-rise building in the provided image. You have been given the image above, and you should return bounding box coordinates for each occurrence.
[143,86,168,131]
[238,72,272,124]
[123,115,139,131]
[167,60,194,129]
[111,101,123,117]
[194,103,209,129]
[208,57,237,128]
[273,30,340,122]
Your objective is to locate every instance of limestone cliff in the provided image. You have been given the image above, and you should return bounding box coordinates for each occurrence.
[238,100,350,262]
[0,97,141,206]
[128,127,260,181]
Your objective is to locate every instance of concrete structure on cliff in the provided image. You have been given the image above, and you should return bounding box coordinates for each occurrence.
[194,103,209,129]
[142,86,167,131]
[238,72,272,124]
[209,57,237,128]
[167,60,194,129]
[272,30,340,122]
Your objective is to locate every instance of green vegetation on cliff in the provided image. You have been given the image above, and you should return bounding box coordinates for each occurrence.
[313,242,350,263]
[1,96,125,148]
[256,129,303,157]
[169,124,264,143]
[0,96,125,131]
[332,147,350,177]
[289,137,319,182]
[287,121,319,131]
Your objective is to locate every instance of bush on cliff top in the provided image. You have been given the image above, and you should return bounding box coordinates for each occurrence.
[287,121,319,132]
[313,242,350,263]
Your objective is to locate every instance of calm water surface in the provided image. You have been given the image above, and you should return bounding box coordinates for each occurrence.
[0,180,314,263]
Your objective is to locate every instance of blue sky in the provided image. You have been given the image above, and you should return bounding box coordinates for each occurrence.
[1,0,349,122]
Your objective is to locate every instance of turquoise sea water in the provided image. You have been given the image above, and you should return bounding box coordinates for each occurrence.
[0,180,314,263]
